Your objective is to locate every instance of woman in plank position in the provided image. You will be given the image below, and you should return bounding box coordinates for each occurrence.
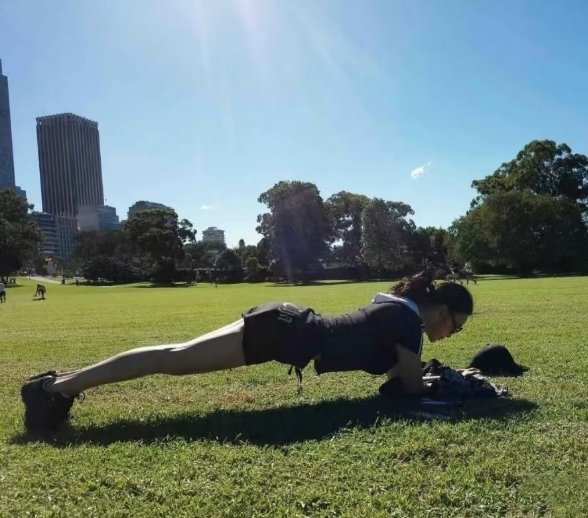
[21,273,473,433]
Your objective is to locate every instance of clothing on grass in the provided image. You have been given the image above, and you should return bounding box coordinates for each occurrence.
[379,359,509,400]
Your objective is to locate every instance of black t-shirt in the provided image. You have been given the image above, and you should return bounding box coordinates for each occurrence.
[313,302,423,375]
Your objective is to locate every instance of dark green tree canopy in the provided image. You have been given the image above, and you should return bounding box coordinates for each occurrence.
[125,209,194,258]
[178,219,197,244]
[472,140,588,211]
[82,255,139,283]
[0,189,42,276]
[257,181,332,282]
[215,249,242,271]
[361,198,415,273]
[325,191,371,267]
[452,191,587,274]
[75,229,130,262]
[124,208,196,282]
[446,139,588,275]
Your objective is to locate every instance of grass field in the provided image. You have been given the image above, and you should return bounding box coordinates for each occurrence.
[1,276,587,517]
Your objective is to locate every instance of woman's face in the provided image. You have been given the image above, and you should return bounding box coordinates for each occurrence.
[422,305,469,342]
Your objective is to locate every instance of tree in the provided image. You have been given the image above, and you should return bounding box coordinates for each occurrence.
[214,249,244,282]
[178,219,197,244]
[472,140,588,213]
[423,227,451,267]
[361,198,415,274]
[256,181,332,282]
[82,255,139,283]
[75,229,132,262]
[0,189,42,277]
[243,256,264,282]
[402,226,444,272]
[183,242,212,269]
[125,208,191,282]
[463,139,588,274]
[183,240,227,270]
[448,209,494,269]
[325,191,371,266]
[215,249,241,271]
[256,237,270,266]
[75,229,144,281]
[451,191,588,274]
[234,244,258,267]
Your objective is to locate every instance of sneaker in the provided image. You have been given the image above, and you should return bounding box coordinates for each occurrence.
[21,371,78,433]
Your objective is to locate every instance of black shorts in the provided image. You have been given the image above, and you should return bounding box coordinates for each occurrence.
[241,302,322,368]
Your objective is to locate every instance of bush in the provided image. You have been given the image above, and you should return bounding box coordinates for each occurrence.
[82,256,140,283]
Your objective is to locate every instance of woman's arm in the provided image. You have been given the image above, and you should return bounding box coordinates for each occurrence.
[385,344,425,395]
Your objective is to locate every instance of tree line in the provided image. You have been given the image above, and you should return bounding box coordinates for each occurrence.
[1,139,587,283]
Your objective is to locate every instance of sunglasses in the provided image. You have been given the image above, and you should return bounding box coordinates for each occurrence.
[450,313,463,334]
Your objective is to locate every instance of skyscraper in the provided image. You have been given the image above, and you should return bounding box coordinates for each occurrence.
[36,113,104,217]
[0,59,16,189]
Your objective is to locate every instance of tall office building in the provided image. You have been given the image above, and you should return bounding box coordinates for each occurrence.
[78,204,121,231]
[32,212,59,257]
[36,113,104,217]
[127,200,172,219]
[202,226,226,244]
[0,59,16,189]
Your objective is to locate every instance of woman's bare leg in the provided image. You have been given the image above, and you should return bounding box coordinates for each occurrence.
[46,319,246,396]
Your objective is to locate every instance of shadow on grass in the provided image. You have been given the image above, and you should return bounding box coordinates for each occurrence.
[133,283,196,288]
[267,279,396,287]
[11,395,537,448]
[476,273,588,281]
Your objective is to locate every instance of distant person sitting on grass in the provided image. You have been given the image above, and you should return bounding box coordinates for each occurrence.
[21,273,473,434]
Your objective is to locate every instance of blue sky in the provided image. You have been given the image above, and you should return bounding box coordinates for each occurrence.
[1,0,587,246]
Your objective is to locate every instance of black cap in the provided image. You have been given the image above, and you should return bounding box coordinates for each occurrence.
[468,344,528,376]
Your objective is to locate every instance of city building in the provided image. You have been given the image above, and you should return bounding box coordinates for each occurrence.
[13,185,27,199]
[36,112,105,258]
[202,226,226,244]
[0,59,15,189]
[36,113,104,217]
[0,59,26,197]
[32,212,59,257]
[77,204,121,231]
[55,215,78,260]
[30,212,77,261]
[127,200,172,219]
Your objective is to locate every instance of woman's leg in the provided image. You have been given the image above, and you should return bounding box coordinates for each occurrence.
[46,319,246,396]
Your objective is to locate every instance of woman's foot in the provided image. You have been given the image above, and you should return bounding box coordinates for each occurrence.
[21,371,79,434]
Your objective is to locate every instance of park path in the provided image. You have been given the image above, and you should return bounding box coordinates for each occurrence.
[28,276,63,284]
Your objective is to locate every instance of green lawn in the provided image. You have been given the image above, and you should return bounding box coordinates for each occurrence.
[1,277,587,517]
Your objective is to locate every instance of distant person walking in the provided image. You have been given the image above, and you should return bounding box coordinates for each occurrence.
[462,261,477,285]
[0,281,6,303]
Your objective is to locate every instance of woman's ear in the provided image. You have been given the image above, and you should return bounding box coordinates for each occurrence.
[437,304,450,321]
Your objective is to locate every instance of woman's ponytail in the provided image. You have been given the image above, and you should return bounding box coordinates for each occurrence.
[389,272,473,315]
[389,272,438,305]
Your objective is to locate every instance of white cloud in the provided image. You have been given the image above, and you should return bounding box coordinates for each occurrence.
[410,161,432,180]
[201,204,215,210]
